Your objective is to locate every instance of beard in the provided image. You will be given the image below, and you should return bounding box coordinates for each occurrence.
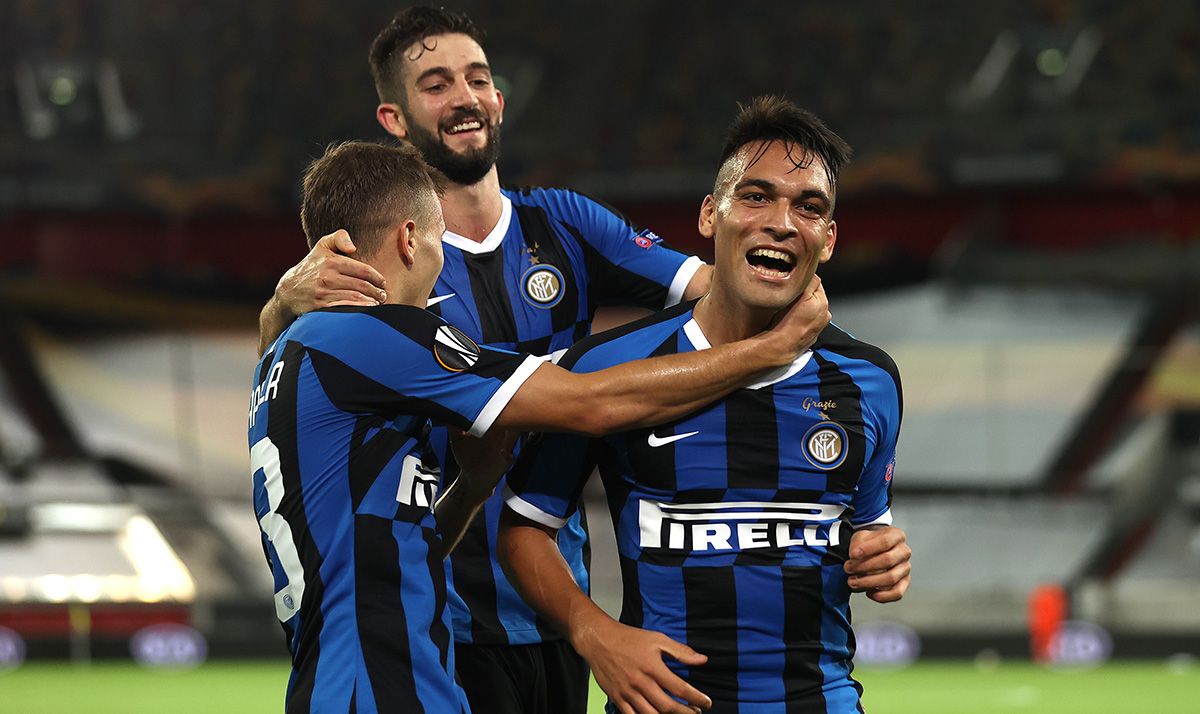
[402,107,501,186]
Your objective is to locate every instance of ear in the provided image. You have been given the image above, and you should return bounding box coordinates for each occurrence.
[494,87,505,126]
[820,220,837,263]
[377,103,408,140]
[698,195,717,240]
[395,219,419,267]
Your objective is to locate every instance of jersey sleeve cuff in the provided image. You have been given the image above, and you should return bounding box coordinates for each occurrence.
[665,256,704,308]
[502,484,570,529]
[852,508,894,530]
[468,355,543,437]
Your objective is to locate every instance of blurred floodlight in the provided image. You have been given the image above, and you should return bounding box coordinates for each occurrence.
[48,76,77,106]
[1036,48,1068,77]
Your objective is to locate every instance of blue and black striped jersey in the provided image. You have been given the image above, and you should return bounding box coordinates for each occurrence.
[505,303,902,712]
[248,304,540,713]
[426,186,702,646]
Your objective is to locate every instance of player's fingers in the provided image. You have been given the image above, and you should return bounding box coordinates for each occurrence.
[659,636,708,667]
[317,273,388,303]
[656,668,712,710]
[849,527,904,560]
[849,561,911,592]
[326,255,388,292]
[321,293,380,308]
[846,542,911,576]
[866,575,911,603]
[622,689,661,714]
[638,682,700,714]
[315,229,354,254]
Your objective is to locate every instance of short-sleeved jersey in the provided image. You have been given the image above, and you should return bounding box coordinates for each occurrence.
[248,304,541,714]
[425,186,703,646]
[505,303,903,712]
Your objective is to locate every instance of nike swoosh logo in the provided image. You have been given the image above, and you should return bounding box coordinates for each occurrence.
[647,430,699,448]
[426,293,456,308]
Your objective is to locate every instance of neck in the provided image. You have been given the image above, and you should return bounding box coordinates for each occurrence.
[691,281,778,347]
[441,166,503,242]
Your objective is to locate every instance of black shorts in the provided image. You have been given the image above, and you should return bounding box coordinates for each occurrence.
[455,639,590,714]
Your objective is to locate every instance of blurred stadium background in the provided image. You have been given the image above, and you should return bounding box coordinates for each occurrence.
[0,0,1198,711]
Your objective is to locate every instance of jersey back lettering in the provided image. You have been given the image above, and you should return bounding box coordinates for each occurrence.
[248,304,540,713]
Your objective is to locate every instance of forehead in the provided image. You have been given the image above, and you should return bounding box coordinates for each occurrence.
[730,140,832,196]
[402,32,489,77]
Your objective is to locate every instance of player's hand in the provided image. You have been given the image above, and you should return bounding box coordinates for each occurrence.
[845,526,912,603]
[573,615,711,714]
[761,275,831,362]
[450,428,517,499]
[275,230,387,316]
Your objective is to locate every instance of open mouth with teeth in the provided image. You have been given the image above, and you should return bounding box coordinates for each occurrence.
[745,247,796,278]
[445,120,483,135]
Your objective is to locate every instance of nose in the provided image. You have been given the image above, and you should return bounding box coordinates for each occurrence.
[763,200,797,240]
[448,76,479,110]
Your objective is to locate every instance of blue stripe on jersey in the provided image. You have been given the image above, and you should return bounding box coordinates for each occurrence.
[429,187,695,645]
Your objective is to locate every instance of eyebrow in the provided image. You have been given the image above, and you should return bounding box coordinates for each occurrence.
[414,62,492,85]
[733,178,831,206]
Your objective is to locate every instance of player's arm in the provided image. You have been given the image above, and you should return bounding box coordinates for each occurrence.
[257,230,388,355]
[846,525,911,603]
[494,278,830,436]
[498,510,712,714]
[430,428,518,558]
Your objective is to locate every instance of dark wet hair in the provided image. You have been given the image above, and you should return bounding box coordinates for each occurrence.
[300,140,446,254]
[717,95,852,192]
[369,6,487,104]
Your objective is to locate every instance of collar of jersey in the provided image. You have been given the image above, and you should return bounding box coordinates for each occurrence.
[441,194,512,255]
[682,317,813,390]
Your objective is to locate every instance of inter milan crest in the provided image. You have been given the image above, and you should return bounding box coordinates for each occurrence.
[521,264,564,308]
[433,325,481,372]
[803,420,848,470]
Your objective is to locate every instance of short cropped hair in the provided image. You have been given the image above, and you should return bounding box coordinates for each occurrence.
[716,95,852,197]
[369,6,487,104]
[300,140,445,255]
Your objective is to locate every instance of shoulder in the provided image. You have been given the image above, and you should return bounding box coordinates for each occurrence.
[291,304,448,349]
[504,185,630,224]
[558,301,695,372]
[814,323,901,395]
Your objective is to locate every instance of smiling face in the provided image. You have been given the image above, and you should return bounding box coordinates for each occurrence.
[699,140,837,314]
[388,32,504,185]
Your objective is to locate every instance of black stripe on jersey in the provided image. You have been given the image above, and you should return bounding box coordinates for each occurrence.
[725,386,780,489]
[515,335,552,356]
[464,248,520,344]
[557,299,696,370]
[683,567,739,702]
[816,324,904,422]
[621,331,686,493]
[514,204,580,334]
[812,353,869,495]
[781,565,827,713]
[355,515,424,713]
[421,526,454,674]
[617,554,644,628]
[348,416,408,512]
[271,341,327,714]
[305,349,472,431]
[451,509,506,643]
[569,220,671,311]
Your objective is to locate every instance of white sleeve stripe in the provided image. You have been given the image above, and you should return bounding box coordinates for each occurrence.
[468,355,544,437]
[502,484,569,529]
[665,256,705,308]
[852,509,894,529]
